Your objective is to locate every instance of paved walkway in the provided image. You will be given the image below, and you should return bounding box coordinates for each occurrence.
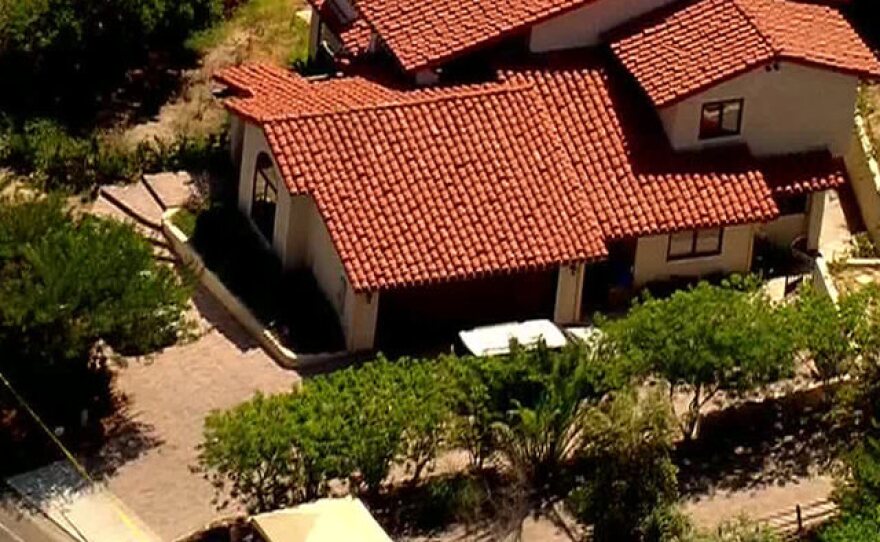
[100,288,300,540]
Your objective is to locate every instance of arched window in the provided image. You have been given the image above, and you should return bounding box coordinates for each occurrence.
[251,152,279,243]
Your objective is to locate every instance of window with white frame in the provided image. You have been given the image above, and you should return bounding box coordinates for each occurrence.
[699,99,744,140]
[667,228,724,260]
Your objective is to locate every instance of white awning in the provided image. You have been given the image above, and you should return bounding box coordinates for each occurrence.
[458,319,568,357]
[252,498,392,542]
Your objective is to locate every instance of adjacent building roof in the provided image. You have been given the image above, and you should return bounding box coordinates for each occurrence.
[216,53,847,292]
[350,0,594,72]
[612,0,880,107]
[252,498,392,542]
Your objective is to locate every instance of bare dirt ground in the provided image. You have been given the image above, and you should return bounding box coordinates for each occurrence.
[124,0,308,146]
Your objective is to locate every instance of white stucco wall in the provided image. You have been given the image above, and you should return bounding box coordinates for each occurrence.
[237,121,378,351]
[660,62,859,157]
[529,0,676,53]
[633,225,755,286]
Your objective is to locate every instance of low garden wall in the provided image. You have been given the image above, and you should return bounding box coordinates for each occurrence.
[162,208,347,370]
[845,115,880,245]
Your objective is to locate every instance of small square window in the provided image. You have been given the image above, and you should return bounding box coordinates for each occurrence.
[700,99,744,140]
[669,231,695,258]
[667,229,725,261]
[695,228,722,254]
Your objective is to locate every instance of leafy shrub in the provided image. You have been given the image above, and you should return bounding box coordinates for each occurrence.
[819,510,880,542]
[0,118,230,192]
[171,208,198,238]
[410,475,489,531]
[0,194,191,420]
[848,233,880,260]
[691,518,782,542]
[569,389,679,542]
[0,0,224,118]
[200,356,456,512]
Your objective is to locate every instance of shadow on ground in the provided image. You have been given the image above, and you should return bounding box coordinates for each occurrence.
[676,387,860,499]
[190,287,261,353]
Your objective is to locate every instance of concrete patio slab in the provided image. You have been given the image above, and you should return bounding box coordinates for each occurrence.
[6,462,161,542]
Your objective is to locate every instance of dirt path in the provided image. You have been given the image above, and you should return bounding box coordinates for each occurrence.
[124,0,307,146]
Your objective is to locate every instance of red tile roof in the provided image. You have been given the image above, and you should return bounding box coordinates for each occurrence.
[216,54,846,292]
[352,0,593,72]
[761,152,848,197]
[502,55,781,240]
[264,84,608,291]
[612,0,880,107]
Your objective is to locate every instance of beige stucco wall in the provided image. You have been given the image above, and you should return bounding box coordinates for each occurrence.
[529,0,676,52]
[238,121,379,351]
[659,62,859,157]
[633,225,755,286]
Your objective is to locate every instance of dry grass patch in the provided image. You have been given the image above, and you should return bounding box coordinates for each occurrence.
[125,0,309,145]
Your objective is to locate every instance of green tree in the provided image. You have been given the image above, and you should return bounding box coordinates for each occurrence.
[792,285,871,386]
[819,510,880,542]
[570,388,679,542]
[199,356,456,512]
[602,280,796,440]
[490,343,619,538]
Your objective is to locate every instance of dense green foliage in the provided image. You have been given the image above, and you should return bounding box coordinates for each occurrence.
[791,286,871,384]
[570,389,679,541]
[0,0,224,118]
[601,278,797,439]
[199,356,457,512]
[199,343,689,539]
[0,195,190,416]
[817,286,880,540]
[0,118,230,192]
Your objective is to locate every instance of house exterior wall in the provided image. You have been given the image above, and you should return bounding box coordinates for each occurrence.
[633,225,754,286]
[554,264,585,324]
[528,0,676,53]
[760,214,806,248]
[659,62,859,157]
[238,122,378,351]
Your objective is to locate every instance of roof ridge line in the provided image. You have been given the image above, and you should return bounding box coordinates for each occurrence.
[730,0,780,56]
[260,81,535,124]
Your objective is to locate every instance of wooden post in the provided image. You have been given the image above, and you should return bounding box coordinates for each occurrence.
[796,504,803,533]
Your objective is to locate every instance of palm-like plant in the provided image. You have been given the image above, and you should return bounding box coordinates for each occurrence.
[491,343,609,539]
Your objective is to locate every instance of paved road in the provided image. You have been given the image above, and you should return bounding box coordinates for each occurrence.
[0,500,76,542]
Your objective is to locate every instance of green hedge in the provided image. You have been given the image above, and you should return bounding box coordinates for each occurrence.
[0,118,230,192]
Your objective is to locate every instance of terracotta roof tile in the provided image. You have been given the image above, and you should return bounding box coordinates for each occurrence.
[352,0,593,72]
[503,55,780,240]
[264,84,608,291]
[612,0,880,107]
